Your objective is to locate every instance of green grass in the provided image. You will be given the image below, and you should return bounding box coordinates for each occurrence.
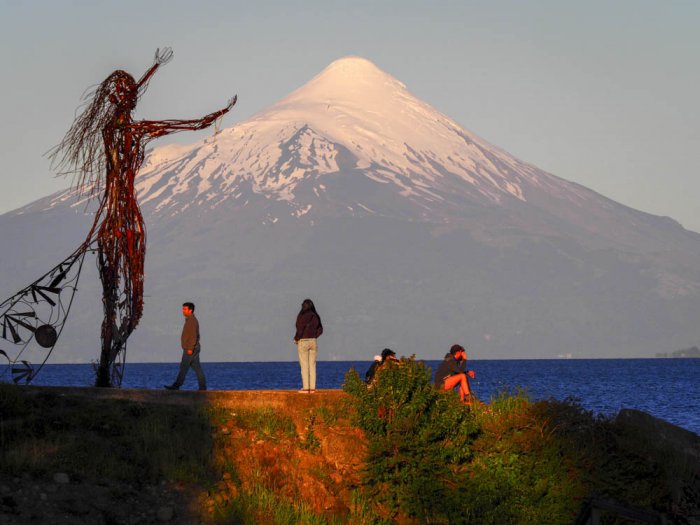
[213,483,334,525]
[212,483,391,525]
[0,383,214,484]
[229,407,297,440]
[311,405,341,426]
[300,414,321,452]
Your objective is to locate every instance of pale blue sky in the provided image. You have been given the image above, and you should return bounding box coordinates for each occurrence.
[1,1,698,231]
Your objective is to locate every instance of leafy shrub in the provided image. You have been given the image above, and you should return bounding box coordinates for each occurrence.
[343,357,479,522]
[343,362,601,524]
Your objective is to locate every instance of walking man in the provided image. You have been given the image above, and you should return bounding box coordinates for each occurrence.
[164,302,207,391]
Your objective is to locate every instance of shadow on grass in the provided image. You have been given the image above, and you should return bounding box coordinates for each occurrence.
[0,384,385,524]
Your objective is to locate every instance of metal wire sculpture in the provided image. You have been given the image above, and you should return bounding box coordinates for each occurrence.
[0,247,88,384]
[0,48,236,386]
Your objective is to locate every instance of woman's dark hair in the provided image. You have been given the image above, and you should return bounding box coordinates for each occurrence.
[381,348,396,361]
[450,344,465,356]
[299,299,322,329]
[300,298,316,313]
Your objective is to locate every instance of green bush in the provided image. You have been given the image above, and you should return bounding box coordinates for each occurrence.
[343,361,607,524]
[343,357,480,522]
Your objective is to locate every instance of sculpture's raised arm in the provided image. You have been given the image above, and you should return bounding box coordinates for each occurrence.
[136,47,174,90]
[136,96,237,138]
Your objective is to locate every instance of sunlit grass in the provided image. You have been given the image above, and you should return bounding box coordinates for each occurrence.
[4,378,696,524]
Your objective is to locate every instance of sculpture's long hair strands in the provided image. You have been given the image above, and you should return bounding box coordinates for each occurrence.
[48,71,138,199]
[46,48,173,199]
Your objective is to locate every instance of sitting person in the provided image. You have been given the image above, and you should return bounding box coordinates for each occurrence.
[364,354,382,383]
[434,344,475,404]
[365,348,397,384]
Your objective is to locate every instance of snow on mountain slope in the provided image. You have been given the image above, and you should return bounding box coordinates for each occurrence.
[18,56,695,245]
[126,57,577,218]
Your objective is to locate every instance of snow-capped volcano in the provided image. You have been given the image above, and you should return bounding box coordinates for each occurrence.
[3,57,700,363]
[132,56,549,220]
[38,56,643,241]
[244,55,527,200]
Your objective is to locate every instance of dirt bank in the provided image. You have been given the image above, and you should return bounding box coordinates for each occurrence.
[0,386,367,524]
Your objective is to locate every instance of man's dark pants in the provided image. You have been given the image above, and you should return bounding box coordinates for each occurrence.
[172,348,207,390]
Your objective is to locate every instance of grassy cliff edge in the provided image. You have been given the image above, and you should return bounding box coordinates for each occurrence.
[1,365,699,524]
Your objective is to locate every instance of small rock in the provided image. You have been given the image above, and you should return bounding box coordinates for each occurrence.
[0,485,10,494]
[156,505,174,522]
[70,499,91,515]
[45,484,58,493]
[53,473,70,484]
[39,493,47,501]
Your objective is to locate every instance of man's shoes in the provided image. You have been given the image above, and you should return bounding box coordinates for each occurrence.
[298,389,309,394]
[164,384,179,390]
[198,387,207,391]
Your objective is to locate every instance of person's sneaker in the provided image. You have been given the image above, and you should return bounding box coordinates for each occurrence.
[164,384,178,390]
[198,387,207,391]
[298,389,309,394]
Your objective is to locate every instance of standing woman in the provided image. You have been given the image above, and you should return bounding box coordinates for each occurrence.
[294,299,323,393]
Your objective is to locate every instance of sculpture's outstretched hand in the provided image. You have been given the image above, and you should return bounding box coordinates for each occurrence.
[225,96,238,111]
[154,47,174,66]
[136,94,238,136]
[211,96,237,120]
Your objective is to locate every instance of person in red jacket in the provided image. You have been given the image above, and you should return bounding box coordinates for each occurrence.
[294,299,323,393]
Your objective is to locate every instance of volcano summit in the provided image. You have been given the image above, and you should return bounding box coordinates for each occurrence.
[2,57,700,362]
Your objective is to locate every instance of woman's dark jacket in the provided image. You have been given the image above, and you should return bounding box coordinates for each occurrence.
[434,353,467,388]
[365,361,380,383]
[295,310,323,341]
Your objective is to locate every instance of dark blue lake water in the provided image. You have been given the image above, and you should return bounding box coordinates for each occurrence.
[3,359,699,435]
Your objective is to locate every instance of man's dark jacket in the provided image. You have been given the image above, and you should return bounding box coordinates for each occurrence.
[181,314,200,354]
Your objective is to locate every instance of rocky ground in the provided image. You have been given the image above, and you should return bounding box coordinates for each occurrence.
[0,472,194,524]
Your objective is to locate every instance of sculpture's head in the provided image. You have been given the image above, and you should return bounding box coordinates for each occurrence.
[106,70,138,112]
[48,69,142,196]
